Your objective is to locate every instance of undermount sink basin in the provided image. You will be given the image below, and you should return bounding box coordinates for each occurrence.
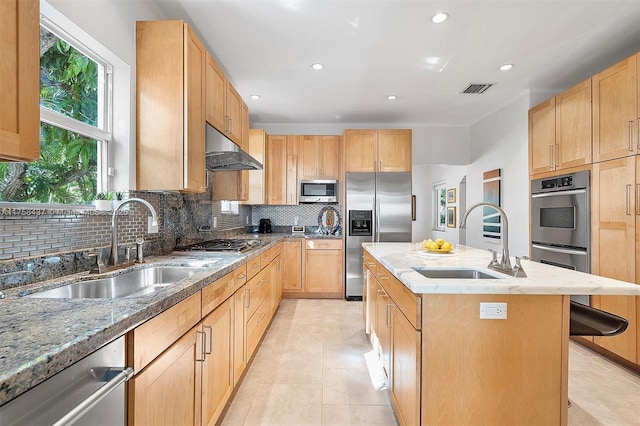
[412,267,504,280]
[26,266,208,299]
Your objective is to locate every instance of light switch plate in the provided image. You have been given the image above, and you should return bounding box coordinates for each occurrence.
[480,302,507,319]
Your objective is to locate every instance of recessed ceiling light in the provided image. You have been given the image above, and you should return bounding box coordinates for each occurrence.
[250,94,261,100]
[431,12,449,24]
[311,63,324,70]
[387,95,398,101]
[499,64,514,71]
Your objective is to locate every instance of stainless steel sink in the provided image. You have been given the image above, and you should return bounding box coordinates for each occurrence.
[26,266,208,299]
[412,267,504,280]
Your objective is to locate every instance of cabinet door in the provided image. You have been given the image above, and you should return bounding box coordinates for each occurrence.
[282,240,303,291]
[270,255,282,314]
[556,79,592,170]
[528,98,556,175]
[211,171,242,200]
[129,328,201,426]
[244,129,266,205]
[592,157,637,362]
[225,82,243,145]
[304,248,343,294]
[375,284,392,379]
[241,101,249,152]
[184,24,206,192]
[320,136,341,178]
[390,306,421,426]
[378,129,412,172]
[265,134,287,204]
[365,268,378,336]
[592,54,638,162]
[201,297,234,426]
[344,129,377,172]
[233,286,246,386]
[205,53,226,134]
[0,0,39,161]
[299,135,320,179]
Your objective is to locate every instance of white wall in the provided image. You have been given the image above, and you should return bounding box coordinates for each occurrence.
[45,0,165,190]
[412,164,467,243]
[464,94,531,257]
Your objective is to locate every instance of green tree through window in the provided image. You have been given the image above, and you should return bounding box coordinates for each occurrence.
[0,26,101,204]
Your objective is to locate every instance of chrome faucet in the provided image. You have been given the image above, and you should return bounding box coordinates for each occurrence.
[459,202,526,277]
[109,198,158,266]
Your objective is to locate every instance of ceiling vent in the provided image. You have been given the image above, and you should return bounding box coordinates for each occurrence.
[460,83,494,94]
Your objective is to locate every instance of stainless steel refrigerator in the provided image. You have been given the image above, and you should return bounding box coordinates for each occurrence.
[345,172,412,299]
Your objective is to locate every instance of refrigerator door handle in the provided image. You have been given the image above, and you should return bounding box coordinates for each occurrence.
[375,197,381,242]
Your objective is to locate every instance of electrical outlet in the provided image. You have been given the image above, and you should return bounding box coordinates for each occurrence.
[479,302,507,319]
[246,216,249,224]
[147,216,159,234]
[213,216,218,228]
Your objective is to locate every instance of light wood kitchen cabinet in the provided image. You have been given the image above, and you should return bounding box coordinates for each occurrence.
[211,170,248,201]
[266,135,287,205]
[129,327,201,426]
[344,129,412,172]
[299,135,341,179]
[286,135,300,205]
[136,20,206,192]
[303,239,343,298]
[282,239,303,292]
[390,304,421,426]
[200,296,234,426]
[591,157,638,362]
[375,282,392,378]
[529,79,592,176]
[205,52,243,146]
[269,246,283,314]
[241,101,250,152]
[592,53,638,162]
[243,129,267,205]
[0,0,39,162]
[233,285,246,386]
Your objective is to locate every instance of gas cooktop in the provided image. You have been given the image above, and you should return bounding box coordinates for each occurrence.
[174,238,263,253]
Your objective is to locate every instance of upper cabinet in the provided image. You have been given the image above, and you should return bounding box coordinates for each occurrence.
[0,0,40,162]
[243,129,267,205]
[265,135,299,205]
[205,53,242,146]
[136,20,206,192]
[529,79,592,176]
[299,135,341,179]
[344,129,412,172]
[592,54,638,162]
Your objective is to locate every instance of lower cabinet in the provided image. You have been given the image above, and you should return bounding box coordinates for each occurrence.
[375,283,392,378]
[282,238,344,298]
[128,243,283,426]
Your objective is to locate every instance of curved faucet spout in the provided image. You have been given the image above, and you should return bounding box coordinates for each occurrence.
[459,202,511,270]
[109,198,159,266]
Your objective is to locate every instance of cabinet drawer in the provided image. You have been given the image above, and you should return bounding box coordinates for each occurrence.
[246,256,262,280]
[271,242,282,258]
[363,251,377,275]
[246,267,270,320]
[246,298,271,360]
[202,266,246,316]
[234,264,247,285]
[375,260,421,330]
[305,239,342,250]
[260,247,274,266]
[128,292,202,372]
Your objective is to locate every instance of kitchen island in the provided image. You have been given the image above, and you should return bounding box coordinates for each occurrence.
[362,243,640,426]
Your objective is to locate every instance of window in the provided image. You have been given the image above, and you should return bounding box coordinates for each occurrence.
[221,200,239,215]
[433,181,446,231]
[0,15,111,205]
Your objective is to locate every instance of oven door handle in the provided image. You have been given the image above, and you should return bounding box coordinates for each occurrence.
[531,189,586,198]
[532,244,588,256]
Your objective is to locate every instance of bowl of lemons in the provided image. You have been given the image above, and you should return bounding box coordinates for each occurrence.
[420,238,453,254]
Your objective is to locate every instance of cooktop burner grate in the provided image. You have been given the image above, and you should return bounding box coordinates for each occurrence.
[175,238,262,253]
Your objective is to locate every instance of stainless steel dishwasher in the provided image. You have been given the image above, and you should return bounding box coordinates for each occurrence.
[0,336,132,426]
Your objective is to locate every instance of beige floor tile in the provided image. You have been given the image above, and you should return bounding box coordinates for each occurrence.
[261,352,324,385]
[323,342,369,369]
[220,403,251,426]
[322,404,398,425]
[242,383,323,426]
[323,367,391,406]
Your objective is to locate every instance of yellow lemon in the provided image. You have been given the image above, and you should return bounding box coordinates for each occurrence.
[421,240,429,249]
[441,242,452,251]
[428,242,439,250]
[435,238,445,248]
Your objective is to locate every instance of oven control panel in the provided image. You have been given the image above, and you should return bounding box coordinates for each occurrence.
[532,170,589,194]
[541,175,573,190]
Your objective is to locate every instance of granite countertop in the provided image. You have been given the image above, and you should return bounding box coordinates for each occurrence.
[364,243,640,296]
[0,234,286,406]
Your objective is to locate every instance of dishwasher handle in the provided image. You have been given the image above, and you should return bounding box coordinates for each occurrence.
[52,367,134,426]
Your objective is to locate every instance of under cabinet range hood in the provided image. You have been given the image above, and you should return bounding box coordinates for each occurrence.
[205,124,262,171]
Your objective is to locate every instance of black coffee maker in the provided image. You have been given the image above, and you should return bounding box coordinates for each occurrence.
[258,218,272,233]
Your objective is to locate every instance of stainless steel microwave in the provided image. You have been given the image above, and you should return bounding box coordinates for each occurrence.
[299,179,339,203]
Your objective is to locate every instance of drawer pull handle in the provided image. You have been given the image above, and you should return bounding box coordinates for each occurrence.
[257,279,267,289]
[237,273,246,279]
[244,288,251,308]
[257,311,267,323]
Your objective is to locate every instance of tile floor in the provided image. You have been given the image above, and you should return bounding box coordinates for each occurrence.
[221,299,640,425]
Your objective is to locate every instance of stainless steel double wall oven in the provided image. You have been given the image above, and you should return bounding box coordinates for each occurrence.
[530,170,590,304]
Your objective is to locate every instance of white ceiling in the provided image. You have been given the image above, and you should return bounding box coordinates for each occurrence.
[151,0,640,127]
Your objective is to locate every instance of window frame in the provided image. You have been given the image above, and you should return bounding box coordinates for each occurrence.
[433,181,446,232]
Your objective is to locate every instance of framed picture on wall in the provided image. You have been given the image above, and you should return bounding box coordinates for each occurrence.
[447,206,456,228]
[447,188,456,203]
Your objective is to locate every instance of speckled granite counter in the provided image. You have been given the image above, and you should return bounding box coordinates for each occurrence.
[364,243,640,295]
[0,234,288,406]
